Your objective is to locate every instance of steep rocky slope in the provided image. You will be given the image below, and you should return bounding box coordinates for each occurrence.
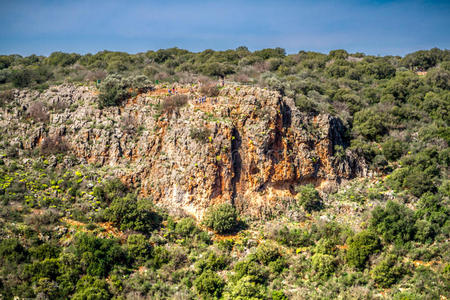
[1,84,366,217]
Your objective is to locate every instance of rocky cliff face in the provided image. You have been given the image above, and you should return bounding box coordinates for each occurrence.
[1,84,366,218]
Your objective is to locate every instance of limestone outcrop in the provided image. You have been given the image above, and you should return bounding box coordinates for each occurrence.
[1,84,366,218]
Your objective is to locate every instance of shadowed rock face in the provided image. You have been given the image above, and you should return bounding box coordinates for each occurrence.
[1,84,366,218]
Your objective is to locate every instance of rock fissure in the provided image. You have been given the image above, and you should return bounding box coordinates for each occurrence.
[230,127,242,206]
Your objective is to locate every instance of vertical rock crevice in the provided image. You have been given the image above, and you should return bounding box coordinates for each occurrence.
[230,127,242,206]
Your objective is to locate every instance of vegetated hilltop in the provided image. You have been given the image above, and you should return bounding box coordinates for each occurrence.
[0,47,448,299]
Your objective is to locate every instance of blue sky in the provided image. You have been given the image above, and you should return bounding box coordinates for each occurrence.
[0,0,449,56]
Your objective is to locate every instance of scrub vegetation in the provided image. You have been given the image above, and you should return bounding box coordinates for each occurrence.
[0,47,449,299]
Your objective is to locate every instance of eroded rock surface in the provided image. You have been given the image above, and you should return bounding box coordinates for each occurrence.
[1,84,366,218]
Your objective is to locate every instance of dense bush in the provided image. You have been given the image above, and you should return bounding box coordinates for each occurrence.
[295,184,323,212]
[196,251,227,273]
[353,108,387,141]
[226,276,267,299]
[127,234,152,261]
[72,275,111,300]
[233,258,269,284]
[92,178,128,204]
[386,147,444,197]
[311,253,336,279]
[382,138,404,161]
[72,233,128,277]
[190,127,211,144]
[194,270,225,299]
[0,238,28,265]
[98,74,152,108]
[370,201,416,244]
[203,203,239,234]
[254,242,281,265]
[346,230,381,269]
[106,194,163,233]
[371,254,408,288]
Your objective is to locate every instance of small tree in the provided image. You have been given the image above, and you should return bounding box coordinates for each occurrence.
[202,203,239,234]
[106,194,163,233]
[227,276,267,300]
[127,234,152,261]
[98,74,152,108]
[371,254,408,288]
[295,184,323,212]
[311,253,336,279]
[346,230,381,269]
[194,270,225,299]
[382,138,403,161]
[370,201,416,244]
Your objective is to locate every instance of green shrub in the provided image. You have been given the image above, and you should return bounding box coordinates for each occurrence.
[174,217,201,237]
[353,109,387,141]
[382,138,404,161]
[414,219,438,244]
[190,127,211,144]
[127,234,151,261]
[314,238,337,255]
[149,245,170,269]
[93,178,128,204]
[295,94,318,113]
[267,257,287,274]
[106,194,163,233]
[371,254,408,288]
[25,258,61,281]
[272,290,288,300]
[295,184,323,212]
[72,275,111,300]
[227,275,267,300]
[194,270,225,299]
[270,225,311,247]
[29,243,60,261]
[98,74,129,107]
[73,233,128,277]
[203,203,239,234]
[254,242,281,265]
[370,201,416,244]
[311,253,336,279]
[0,238,28,265]
[346,230,381,269]
[196,251,228,272]
[233,258,268,284]
[11,68,33,87]
[46,52,81,67]
[98,74,152,108]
